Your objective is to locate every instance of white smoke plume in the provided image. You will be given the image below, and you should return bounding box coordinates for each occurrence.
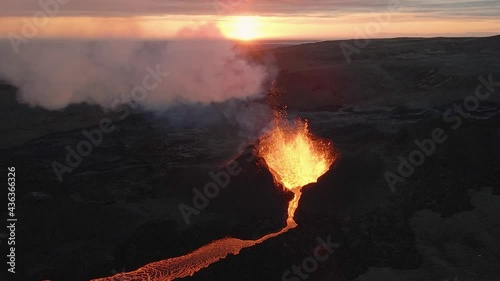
[0,23,269,111]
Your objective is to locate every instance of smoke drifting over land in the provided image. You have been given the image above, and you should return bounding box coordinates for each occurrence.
[0,24,269,111]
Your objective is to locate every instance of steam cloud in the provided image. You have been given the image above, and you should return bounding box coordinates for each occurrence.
[0,23,269,111]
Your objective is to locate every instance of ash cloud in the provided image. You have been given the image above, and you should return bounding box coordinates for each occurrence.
[0,23,269,111]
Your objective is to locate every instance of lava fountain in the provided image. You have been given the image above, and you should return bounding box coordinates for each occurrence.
[92,116,338,281]
[258,117,337,230]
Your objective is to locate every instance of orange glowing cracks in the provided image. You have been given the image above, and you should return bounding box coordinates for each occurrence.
[258,118,337,191]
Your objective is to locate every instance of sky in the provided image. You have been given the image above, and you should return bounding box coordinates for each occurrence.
[1,0,500,40]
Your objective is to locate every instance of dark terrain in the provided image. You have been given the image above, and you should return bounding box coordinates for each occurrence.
[1,36,500,281]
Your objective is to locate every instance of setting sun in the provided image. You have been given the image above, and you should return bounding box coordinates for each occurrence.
[224,16,261,41]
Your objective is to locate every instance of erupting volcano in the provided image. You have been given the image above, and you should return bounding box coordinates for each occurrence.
[92,114,338,281]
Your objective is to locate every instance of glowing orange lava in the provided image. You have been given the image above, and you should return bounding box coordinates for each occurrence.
[91,115,338,281]
[258,116,337,230]
[258,118,336,191]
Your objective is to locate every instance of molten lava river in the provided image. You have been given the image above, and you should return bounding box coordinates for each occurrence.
[92,117,339,281]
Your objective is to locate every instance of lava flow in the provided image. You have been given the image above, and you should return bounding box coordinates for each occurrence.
[92,116,338,281]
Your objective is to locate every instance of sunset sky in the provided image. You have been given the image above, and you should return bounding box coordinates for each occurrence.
[2,0,500,40]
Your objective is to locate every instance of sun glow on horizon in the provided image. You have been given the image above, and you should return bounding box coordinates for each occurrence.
[223,16,261,41]
[0,14,499,40]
